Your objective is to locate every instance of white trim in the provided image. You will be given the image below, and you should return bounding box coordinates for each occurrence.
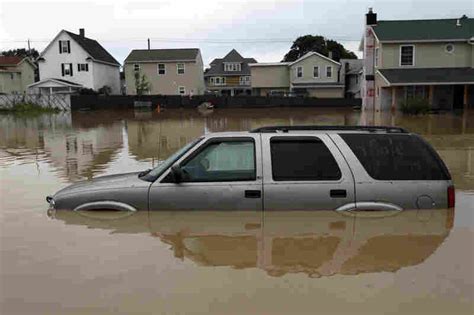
[313,66,319,78]
[296,66,303,78]
[289,51,341,66]
[27,78,83,88]
[326,65,332,78]
[88,58,120,67]
[380,38,468,43]
[178,86,186,94]
[177,63,185,75]
[399,44,415,67]
[376,70,391,86]
[125,59,196,63]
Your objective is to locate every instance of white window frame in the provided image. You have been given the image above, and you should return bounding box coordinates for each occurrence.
[63,63,72,76]
[374,47,379,67]
[157,63,166,75]
[133,64,140,72]
[326,66,332,78]
[60,40,70,53]
[177,63,185,75]
[178,86,186,95]
[313,66,319,78]
[224,63,241,72]
[296,66,303,78]
[399,45,415,67]
[239,76,250,85]
[210,77,215,85]
[78,63,88,72]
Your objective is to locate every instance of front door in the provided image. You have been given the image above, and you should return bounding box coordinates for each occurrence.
[148,135,263,211]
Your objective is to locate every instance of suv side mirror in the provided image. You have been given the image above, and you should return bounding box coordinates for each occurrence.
[170,165,184,183]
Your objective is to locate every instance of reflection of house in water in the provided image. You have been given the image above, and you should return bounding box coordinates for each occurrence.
[53,209,453,278]
[43,123,123,181]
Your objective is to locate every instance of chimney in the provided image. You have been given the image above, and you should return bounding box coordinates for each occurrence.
[328,51,333,60]
[79,28,85,37]
[366,8,377,25]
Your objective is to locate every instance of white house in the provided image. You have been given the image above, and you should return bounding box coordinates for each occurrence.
[31,28,120,94]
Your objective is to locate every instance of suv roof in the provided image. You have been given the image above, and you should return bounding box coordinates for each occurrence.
[250,125,408,133]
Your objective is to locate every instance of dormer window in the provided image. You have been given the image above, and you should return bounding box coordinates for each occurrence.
[59,40,70,54]
[224,63,241,72]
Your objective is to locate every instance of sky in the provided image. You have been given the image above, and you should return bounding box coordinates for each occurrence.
[0,0,472,67]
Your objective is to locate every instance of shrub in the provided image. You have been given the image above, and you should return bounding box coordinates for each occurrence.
[0,102,61,115]
[400,97,431,115]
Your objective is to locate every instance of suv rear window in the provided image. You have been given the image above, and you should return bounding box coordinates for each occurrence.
[270,137,341,181]
[340,134,449,180]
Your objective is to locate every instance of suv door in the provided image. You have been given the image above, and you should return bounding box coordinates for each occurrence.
[261,134,355,211]
[148,135,263,211]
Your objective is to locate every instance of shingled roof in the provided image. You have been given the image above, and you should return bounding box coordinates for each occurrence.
[124,49,200,63]
[64,31,120,65]
[372,16,473,41]
[378,67,474,85]
[205,49,257,76]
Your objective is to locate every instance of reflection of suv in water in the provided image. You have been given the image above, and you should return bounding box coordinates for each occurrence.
[47,125,454,211]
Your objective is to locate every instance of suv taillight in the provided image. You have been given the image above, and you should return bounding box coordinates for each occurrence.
[447,185,455,208]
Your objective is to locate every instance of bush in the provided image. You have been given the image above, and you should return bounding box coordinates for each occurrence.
[400,97,431,115]
[0,103,61,115]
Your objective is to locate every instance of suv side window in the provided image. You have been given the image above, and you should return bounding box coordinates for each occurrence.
[340,134,450,180]
[270,137,341,181]
[181,139,255,182]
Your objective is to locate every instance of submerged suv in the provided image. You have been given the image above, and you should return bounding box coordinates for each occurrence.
[47,126,455,212]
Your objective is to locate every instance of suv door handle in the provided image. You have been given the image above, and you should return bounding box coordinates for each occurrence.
[330,189,347,198]
[245,190,261,198]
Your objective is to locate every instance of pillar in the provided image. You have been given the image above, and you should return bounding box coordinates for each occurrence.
[464,84,469,108]
[429,85,434,108]
[391,87,397,111]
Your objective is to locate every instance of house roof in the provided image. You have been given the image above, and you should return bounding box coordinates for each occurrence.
[289,51,341,66]
[204,49,257,76]
[372,16,474,42]
[291,82,344,88]
[378,67,474,85]
[0,56,23,65]
[340,59,363,75]
[248,62,291,67]
[64,31,120,65]
[124,49,200,63]
[28,78,84,88]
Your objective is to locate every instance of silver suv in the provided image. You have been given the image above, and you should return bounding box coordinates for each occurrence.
[47,126,455,212]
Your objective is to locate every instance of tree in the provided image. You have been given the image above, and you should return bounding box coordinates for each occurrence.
[134,71,150,96]
[0,48,39,59]
[283,35,357,62]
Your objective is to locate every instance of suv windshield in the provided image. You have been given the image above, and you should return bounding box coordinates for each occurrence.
[140,137,203,182]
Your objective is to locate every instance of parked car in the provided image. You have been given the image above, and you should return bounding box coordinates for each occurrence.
[47,125,454,211]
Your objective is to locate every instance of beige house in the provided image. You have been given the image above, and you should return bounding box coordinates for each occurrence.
[124,48,205,95]
[0,56,36,93]
[361,9,474,111]
[250,52,344,97]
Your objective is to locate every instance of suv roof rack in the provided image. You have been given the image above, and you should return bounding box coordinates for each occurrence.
[250,125,408,133]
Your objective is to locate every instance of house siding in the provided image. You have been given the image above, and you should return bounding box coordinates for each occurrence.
[92,62,120,94]
[124,51,204,95]
[290,54,340,84]
[250,65,290,89]
[379,42,473,69]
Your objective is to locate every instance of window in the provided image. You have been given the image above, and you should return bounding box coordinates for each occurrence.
[313,66,319,78]
[375,47,379,67]
[213,77,226,86]
[61,63,73,76]
[134,64,140,72]
[405,86,426,100]
[215,77,220,85]
[445,44,454,53]
[340,134,450,180]
[177,63,185,74]
[59,40,70,53]
[326,66,332,78]
[224,63,241,72]
[178,86,186,95]
[158,63,165,75]
[296,66,303,78]
[210,77,215,85]
[400,45,414,66]
[77,63,89,72]
[270,137,341,181]
[239,76,250,85]
[181,140,255,182]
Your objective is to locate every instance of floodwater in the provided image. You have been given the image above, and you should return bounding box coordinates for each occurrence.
[0,108,473,315]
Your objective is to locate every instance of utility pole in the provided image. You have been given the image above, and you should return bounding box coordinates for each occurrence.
[147,38,150,50]
[27,39,31,55]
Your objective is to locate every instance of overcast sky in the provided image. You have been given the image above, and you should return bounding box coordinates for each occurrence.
[1,0,472,67]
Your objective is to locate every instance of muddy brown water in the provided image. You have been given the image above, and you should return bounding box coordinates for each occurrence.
[0,108,473,315]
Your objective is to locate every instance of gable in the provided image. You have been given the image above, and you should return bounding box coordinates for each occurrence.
[290,52,341,68]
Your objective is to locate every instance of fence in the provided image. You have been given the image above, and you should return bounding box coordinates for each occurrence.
[0,94,71,111]
[70,95,361,111]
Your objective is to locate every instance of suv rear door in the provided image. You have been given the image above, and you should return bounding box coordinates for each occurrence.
[261,134,355,211]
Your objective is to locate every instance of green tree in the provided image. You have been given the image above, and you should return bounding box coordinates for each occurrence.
[0,48,39,59]
[134,71,150,96]
[283,35,357,62]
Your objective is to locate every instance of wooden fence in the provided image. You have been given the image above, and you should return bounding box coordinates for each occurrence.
[0,94,71,111]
